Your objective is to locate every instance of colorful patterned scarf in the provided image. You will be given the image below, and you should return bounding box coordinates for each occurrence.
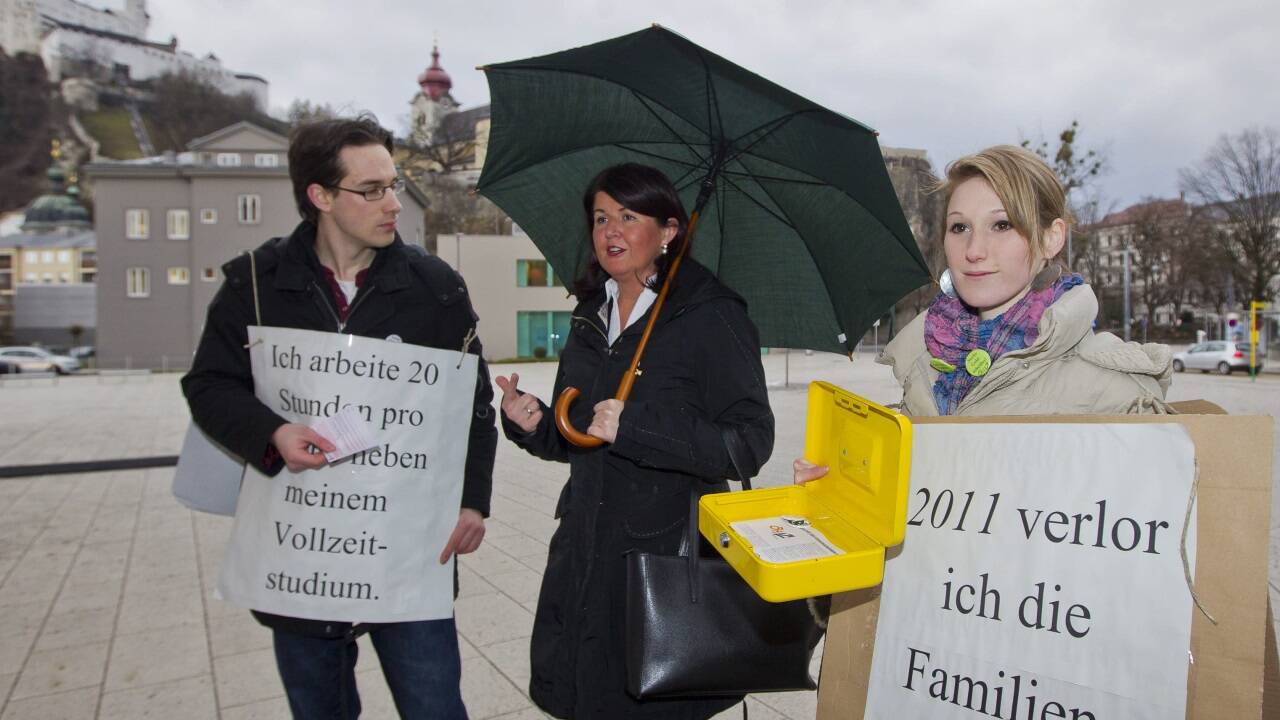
[924,273,1083,415]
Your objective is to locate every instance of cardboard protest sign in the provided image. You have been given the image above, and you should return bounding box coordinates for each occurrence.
[216,327,477,623]
[816,413,1274,720]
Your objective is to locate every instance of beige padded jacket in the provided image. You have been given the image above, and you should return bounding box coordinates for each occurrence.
[879,284,1173,417]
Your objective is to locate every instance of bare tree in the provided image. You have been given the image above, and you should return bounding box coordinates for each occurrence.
[1022,121,1109,268]
[286,99,338,127]
[401,111,479,177]
[1128,200,1181,327]
[884,152,946,337]
[417,174,510,245]
[1179,127,1280,303]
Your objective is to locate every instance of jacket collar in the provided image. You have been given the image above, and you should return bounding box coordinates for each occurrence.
[273,221,414,294]
[575,258,743,339]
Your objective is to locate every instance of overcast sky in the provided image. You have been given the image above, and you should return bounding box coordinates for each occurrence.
[121,0,1279,208]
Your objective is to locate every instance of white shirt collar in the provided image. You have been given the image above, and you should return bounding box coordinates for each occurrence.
[603,277,658,346]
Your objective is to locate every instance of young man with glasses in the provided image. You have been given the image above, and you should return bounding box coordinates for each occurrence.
[183,115,496,718]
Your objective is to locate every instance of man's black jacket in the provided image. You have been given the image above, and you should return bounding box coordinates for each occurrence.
[182,221,497,637]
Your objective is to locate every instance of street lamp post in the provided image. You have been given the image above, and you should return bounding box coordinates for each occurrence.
[1122,244,1132,342]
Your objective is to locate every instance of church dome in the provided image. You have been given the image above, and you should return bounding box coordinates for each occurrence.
[22,168,91,232]
[417,44,453,101]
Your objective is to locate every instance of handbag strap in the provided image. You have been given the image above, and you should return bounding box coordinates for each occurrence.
[684,427,757,603]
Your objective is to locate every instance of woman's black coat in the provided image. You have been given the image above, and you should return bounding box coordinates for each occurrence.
[502,259,774,719]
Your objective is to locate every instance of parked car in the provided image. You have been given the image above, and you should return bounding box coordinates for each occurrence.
[0,357,20,374]
[68,345,96,360]
[1172,341,1263,375]
[0,346,81,374]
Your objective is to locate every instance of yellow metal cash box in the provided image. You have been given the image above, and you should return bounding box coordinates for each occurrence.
[698,381,912,602]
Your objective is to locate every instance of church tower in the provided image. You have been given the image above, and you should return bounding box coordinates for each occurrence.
[409,43,459,145]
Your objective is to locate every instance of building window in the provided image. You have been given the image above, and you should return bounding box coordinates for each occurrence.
[126,209,149,239]
[200,208,218,224]
[59,272,70,283]
[167,267,190,285]
[516,311,572,359]
[237,194,261,224]
[41,251,54,263]
[216,153,241,167]
[24,272,36,283]
[24,251,38,264]
[254,153,279,167]
[42,273,53,283]
[56,250,71,263]
[202,267,218,282]
[167,209,190,239]
[516,259,562,288]
[126,267,150,297]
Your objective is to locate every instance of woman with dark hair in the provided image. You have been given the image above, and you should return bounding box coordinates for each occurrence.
[494,163,774,718]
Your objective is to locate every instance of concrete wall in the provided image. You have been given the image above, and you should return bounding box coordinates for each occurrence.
[436,233,578,361]
[13,283,95,346]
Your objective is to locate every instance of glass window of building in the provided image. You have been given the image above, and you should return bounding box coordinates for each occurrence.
[216,153,242,167]
[200,208,218,224]
[238,194,261,224]
[126,267,150,297]
[202,267,218,282]
[56,250,71,263]
[24,251,38,263]
[516,259,562,288]
[41,251,54,263]
[254,153,279,167]
[516,311,572,359]
[126,209,150,239]
[167,267,190,285]
[167,209,191,240]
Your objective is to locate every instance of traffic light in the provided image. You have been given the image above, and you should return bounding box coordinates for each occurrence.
[1227,313,1239,329]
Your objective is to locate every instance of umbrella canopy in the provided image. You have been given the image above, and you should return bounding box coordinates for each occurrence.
[476,25,930,354]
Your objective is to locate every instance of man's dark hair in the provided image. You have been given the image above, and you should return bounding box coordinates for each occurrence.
[288,114,394,224]
[574,163,689,297]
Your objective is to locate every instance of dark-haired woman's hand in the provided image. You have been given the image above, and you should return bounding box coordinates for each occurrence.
[587,399,624,443]
[495,373,543,433]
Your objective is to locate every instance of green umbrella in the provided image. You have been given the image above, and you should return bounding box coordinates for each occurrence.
[477,25,930,355]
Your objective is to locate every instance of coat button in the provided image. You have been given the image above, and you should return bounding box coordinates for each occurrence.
[1021,361,1030,369]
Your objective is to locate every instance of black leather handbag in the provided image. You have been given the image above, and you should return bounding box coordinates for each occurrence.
[624,436,828,698]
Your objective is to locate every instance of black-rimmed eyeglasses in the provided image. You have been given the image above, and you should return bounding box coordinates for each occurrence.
[329,179,406,201]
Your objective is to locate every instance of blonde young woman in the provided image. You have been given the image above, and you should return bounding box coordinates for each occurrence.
[796,145,1171,482]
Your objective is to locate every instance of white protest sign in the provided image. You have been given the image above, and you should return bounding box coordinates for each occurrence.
[216,326,478,623]
[865,424,1196,720]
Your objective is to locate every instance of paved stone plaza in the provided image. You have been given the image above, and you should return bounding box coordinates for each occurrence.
[0,351,1276,719]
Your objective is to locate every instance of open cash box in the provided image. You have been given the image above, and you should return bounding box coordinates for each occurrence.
[698,381,912,602]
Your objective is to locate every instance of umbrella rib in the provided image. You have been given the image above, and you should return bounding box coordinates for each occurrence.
[719,173,796,231]
[693,43,726,158]
[746,172,851,349]
[630,91,709,169]
[611,144,701,169]
[717,169,826,186]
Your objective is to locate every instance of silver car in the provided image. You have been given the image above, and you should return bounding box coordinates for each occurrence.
[0,346,81,374]
[1172,341,1263,375]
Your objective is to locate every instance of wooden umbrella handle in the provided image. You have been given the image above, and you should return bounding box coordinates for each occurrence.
[554,387,603,448]
[554,208,704,447]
